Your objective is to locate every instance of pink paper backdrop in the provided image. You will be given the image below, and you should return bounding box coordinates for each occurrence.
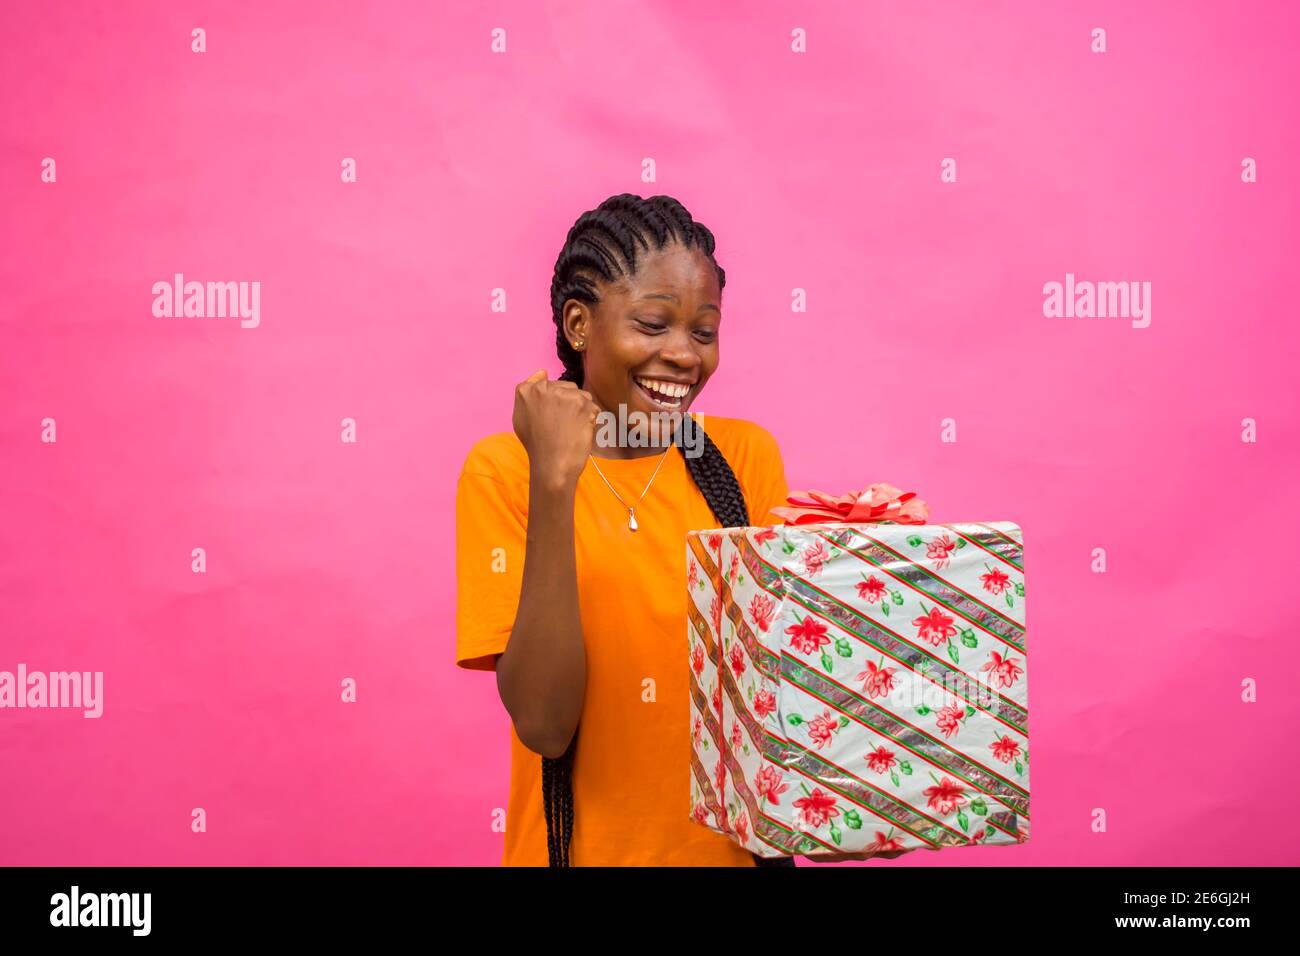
[2,0,1297,866]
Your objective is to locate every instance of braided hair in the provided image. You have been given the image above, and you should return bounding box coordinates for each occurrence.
[542,194,792,867]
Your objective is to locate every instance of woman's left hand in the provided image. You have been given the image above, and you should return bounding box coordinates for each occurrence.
[801,849,907,863]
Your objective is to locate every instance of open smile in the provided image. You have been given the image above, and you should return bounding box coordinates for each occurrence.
[633,375,694,410]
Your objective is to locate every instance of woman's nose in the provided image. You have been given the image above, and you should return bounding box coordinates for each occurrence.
[659,332,701,368]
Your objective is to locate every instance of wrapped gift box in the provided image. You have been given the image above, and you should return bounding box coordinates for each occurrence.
[686,487,1029,858]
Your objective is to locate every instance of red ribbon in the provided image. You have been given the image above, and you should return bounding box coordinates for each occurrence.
[770,483,930,526]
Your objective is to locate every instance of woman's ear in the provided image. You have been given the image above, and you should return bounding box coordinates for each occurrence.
[562,303,589,350]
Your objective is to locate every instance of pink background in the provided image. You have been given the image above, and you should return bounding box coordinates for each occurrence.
[2,0,1297,866]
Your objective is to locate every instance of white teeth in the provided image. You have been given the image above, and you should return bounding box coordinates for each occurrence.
[636,376,691,400]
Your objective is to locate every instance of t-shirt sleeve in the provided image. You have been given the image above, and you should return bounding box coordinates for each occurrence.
[454,458,527,671]
[742,424,791,527]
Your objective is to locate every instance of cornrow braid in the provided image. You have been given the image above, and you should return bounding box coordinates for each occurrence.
[542,193,795,868]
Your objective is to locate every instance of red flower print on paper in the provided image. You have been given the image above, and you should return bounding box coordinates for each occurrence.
[709,596,723,636]
[692,802,710,826]
[927,534,957,570]
[857,659,898,699]
[752,688,777,720]
[707,533,723,553]
[748,593,776,633]
[923,776,968,815]
[865,745,897,775]
[866,830,905,853]
[728,552,740,582]
[802,540,830,577]
[990,735,1021,763]
[793,787,840,828]
[753,528,778,547]
[807,709,838,749]
[691,644,705,678]
[855,575,887,604]
[935,702,965,738]
[692,716,703,747]
[786,616,831,655]
[731,720,743,752]
[980,650,1023,689]
[729,643,746,679]
[754,765,790,805]
[687,560,699,591]
[980,566,1010,595]
[734,809,750,844]
[913,605,958,647]
[711,682,723,721]
[714,758,726,795]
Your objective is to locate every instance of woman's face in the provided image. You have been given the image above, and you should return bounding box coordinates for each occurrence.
[563,242,721,453]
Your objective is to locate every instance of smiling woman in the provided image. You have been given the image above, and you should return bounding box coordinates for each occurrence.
[454,194,800,867]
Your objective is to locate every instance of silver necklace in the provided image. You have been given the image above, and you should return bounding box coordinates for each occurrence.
[587,446,673,532]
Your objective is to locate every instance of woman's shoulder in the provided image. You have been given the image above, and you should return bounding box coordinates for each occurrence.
[460,431,529,486]
[694,414,781,458]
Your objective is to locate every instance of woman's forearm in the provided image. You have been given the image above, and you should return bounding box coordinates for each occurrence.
[495,473,587,758]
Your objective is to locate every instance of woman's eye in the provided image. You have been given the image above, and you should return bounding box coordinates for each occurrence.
[693,329,718,342]
[634,318,667,332]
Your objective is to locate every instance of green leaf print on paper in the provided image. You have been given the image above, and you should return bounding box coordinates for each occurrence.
[899,761,913,775]
[881,603,890,617]
[830,823,843,846]
[843,809,863,830]
[835,638,853,658]
[964,705,976,718]
[782,541,796,555]
[890,771,900,787]
[925,826,943,841]
[960,629,978,648]
[916,705,932,716]
[1015,582,1025,597]
[891,591,904,605]
[1005,592,1015,609]
[970,797,988,816]
[985,825,995,838]
[907,535,923,548]
[820,650,834,674]
[837,715,850,729]
[947,642,960,665]
[787,714,804,726]
[957,809,969,832]
[1015,759,1024,775]
[955,538,966,549]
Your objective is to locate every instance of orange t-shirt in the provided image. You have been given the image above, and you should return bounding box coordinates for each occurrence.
[454,414,790,866]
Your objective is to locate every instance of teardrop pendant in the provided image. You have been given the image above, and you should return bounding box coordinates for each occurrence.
[628,508,638,532]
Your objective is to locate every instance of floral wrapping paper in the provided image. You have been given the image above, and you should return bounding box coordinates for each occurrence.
[687,521,1029,857]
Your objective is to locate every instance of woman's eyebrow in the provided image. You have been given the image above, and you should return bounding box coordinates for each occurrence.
[638,292,720,314]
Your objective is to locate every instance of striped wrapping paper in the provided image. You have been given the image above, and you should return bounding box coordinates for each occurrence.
[686,521,1029,858]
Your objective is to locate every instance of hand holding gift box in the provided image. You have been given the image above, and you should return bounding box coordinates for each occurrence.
[687,484,1029,859]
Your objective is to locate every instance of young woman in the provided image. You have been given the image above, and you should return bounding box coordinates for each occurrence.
[454,193,902,866]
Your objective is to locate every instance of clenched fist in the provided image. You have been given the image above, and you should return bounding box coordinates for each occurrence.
[512,369,601,490]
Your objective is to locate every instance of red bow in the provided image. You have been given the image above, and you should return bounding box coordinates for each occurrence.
[770,483,930,526]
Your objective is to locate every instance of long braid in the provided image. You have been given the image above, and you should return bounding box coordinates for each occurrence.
[542,194,792,867]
